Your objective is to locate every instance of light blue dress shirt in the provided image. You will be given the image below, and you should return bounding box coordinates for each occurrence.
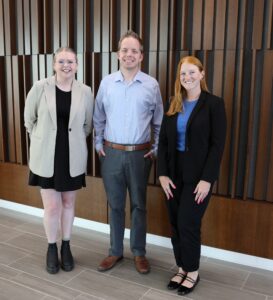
[93,70,163,154]
[177,99,198,151]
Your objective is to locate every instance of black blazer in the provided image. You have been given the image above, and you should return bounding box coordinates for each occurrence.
[157,91,227,184]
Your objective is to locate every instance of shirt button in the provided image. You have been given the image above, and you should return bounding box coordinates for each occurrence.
[69,128,72,132]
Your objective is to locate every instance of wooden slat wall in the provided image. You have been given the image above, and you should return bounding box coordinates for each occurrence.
[0,0,272,257]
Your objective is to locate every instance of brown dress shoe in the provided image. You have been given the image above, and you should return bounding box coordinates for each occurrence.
[97,255,123,272]
[134,256,150,274]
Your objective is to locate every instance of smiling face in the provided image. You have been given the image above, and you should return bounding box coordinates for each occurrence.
[180,62,204,96]
[117,37,143,72]
[53,50,78,82]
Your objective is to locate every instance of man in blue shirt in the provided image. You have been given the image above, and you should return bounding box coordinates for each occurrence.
[93,31,163,274]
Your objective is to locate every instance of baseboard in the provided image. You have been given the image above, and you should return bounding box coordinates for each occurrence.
[1,199,273,271]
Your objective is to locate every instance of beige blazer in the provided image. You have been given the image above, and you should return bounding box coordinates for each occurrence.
[24,76,94,177]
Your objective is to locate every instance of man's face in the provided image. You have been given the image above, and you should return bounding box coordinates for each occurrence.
[117,37,143,71]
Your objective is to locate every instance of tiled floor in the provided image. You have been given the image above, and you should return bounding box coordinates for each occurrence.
[0,207,273,300]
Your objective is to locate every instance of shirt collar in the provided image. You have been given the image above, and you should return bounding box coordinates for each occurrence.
[115,70,143,83]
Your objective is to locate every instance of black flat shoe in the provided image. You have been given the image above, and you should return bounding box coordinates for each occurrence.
[177,274,200,295]
[167,273,186,290]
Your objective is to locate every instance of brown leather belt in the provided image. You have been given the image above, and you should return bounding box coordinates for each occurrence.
[104,140,150,151]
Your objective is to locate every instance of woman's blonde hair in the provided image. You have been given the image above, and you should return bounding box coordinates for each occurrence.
[167,56,209,116]
[53,47,78,63]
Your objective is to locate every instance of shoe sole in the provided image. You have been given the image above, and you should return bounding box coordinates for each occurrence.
[61,264,74,272]
[46,266,60,274]
[136,268,150,274]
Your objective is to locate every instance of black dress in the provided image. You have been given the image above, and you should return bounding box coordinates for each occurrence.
[29,86,86,192]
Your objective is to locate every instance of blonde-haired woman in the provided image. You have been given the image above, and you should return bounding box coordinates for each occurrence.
[158,56,226,295]
[24,47,94,274]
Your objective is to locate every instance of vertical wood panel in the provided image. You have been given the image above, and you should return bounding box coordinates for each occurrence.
[267,129,273,201]
[0,57,7,161]
[203,0,214,50]
[12,56,26,165]
[252,0,264,49]
[230,50,244,198]
[264,0,273,49]
[214,0,226,50]
[16,0,24,54]
[60,0,69,47]
[0,0,4,55]
[5,56,16,162]
[226,0,239,49]
[158,0,168,51]
[120,0,129,35]
[253,51,273,200]
[3,0,17,55]
[23,0,31,55]
[30,0,42,54]
[102,0,110,52]
[149,0,159,51]
[218,51,235,194]
[53,0,60,51]
[93,0,101,52]
[191,0,203,50]
[76,0,84,52]
[43,0,53,53]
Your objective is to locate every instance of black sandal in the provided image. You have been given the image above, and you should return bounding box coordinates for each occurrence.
[177,274,200,295]
[167,272,186,290]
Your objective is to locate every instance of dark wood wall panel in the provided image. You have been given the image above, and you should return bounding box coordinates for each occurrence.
[0,0,272,258]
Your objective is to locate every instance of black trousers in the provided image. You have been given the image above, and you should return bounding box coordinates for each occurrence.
[166,151,212,272]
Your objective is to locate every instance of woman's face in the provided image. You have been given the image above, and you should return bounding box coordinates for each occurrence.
[180,62,204,94]
[53,51,78,81]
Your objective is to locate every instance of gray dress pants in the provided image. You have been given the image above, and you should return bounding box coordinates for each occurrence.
[101,146,152,256]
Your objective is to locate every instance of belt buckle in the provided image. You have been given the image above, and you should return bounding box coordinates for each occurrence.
[125,145,135,151]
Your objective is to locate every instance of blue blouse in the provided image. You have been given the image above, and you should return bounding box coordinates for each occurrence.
[177,99,198,151]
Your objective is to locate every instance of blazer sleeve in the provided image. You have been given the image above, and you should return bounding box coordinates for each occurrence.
[24,82,40,135]
[201,98,227,183]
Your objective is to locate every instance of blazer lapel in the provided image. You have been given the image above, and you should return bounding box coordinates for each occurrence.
[69,80,82,127]
[44,76,57,128]
[186,91,206,130]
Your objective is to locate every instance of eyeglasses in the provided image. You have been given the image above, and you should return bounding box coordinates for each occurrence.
[56,60,77,65]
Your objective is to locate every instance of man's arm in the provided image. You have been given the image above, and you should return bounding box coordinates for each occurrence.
[93,82,106,153]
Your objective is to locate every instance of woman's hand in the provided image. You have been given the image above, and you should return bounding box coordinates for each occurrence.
[194,180,211,204]
[159,176,176,200]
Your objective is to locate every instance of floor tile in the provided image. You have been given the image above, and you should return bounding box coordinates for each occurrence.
[72,245,110,271]
[5,233,48,255]
[71,228,109,255]
[0,277,45,300]
[12,272,81,299]
[65,269,149,299]
[207,257,273,277]
[186,279,266,300]
[141,288,187,299]
[199,260,249,287]
[243,272,273,296]
[0,243,29,265]
[75,293,105,299]
[10,253,85,285]
[109,259,174,292]
[0,224,22,242]
[0,208,39,228]
[15,219,47,237]
[0,263,22,279]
